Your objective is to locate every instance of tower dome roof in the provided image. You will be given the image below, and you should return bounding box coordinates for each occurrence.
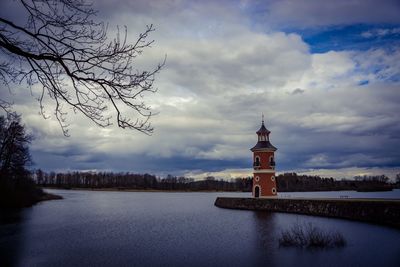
[251,117,277,152]
[256,121,270,135]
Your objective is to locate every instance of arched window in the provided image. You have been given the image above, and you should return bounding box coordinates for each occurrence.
[254,186,260,198]
[254,156,261,167]
[269,156,275,167]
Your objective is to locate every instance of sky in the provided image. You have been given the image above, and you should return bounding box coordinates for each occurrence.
[1,0,400,180]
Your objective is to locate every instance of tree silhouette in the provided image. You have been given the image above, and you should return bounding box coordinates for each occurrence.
[0,0,164,135]
[0,113,54,208]
[0,113,32,178]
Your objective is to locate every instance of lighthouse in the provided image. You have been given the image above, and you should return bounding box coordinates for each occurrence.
[251,116,277,198]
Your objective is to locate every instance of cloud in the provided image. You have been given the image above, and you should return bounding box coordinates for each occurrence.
[1,0,399,179]
[361,28,400,38]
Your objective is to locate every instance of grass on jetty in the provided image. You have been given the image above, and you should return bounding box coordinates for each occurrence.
[279,222,346,249]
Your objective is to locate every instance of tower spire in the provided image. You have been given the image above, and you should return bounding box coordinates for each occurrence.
[262,113,264,124]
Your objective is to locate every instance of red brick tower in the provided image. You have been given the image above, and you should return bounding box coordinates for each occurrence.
[251,117,277,197]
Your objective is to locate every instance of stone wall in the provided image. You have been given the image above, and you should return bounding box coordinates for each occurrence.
[214,197,400,228]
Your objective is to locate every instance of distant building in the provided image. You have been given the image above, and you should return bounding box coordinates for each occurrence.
[251,117,277,197]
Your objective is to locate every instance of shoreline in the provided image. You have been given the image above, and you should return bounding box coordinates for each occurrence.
[41,186,400,194]
[41,187,247,193]
[0,192,62,224]
[38,192,63,202]
[215,197,400,229]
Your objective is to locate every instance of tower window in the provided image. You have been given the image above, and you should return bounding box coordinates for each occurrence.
[258,135,266,141]
[254,186,261,198]
[269,156,275,167]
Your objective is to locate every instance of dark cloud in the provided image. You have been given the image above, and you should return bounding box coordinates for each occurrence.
[32,149,249,176]
[246,0,400,29]
[291,88,305,95]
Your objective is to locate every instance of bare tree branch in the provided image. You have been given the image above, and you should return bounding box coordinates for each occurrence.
[0,0,164,136]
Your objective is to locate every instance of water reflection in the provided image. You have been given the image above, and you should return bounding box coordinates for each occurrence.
[251,211,279,266]
[0,210,23,225]
[0,209,25,267]
[252,212,276,248]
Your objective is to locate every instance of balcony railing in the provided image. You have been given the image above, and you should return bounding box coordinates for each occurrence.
[253,162,260,169]
[253,161,275,169]
[270,160,275,166]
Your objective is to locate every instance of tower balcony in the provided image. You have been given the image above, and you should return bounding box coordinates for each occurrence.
[270,160,275,167]
[253,162,260,170]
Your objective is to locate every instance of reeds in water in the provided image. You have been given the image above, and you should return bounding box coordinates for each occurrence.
[279,222,346,248]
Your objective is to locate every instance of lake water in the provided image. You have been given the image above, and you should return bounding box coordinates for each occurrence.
[1,189,400,267]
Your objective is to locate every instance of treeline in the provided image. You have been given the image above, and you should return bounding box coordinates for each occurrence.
[276,173,395,192]
[35,170,253,192]
[34,170,398,192]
